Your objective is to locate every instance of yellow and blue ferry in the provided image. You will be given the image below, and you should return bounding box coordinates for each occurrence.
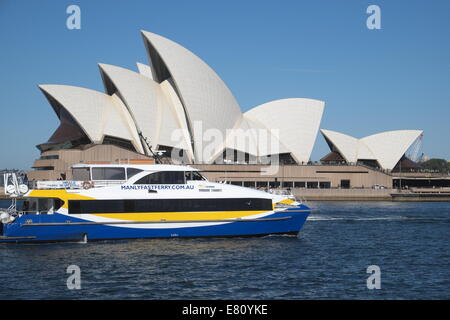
[0,164,311,243]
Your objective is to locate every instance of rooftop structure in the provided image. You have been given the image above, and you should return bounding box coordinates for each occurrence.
[37,30,325,166]
[320,129,424,170]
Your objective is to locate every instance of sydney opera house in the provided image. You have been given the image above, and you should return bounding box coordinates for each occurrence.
[29,30,427,190]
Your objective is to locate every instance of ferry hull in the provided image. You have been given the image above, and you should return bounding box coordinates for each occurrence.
[0,207,310,243]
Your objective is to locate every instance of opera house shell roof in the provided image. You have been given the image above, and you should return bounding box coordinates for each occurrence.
[320,129,424,170]
[38,30,325,164]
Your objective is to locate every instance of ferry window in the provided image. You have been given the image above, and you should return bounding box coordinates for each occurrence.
[69,200,80,213]
[68,198,273,214]
[185,171,206,181]
[22,200,35,213]
[33,198,63,213]
[69,200,125,214]
[29,199,37,212]
[54,199,64,211]
[135,171,185,184]
[72,168,90,181]
[92,167,126,180]
[127,168,143,179]
[38,198,58,214]
[193,172,206,180]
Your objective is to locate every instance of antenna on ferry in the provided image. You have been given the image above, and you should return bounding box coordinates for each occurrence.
[138,131,162,164]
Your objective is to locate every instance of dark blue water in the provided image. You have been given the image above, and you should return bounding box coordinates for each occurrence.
[0,200,449,299]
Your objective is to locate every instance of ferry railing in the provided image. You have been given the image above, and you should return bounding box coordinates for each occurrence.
[298,194,308,206]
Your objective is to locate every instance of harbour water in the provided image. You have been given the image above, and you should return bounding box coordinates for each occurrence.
[0,200,448,299]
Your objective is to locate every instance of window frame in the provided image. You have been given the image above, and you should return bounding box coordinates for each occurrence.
[91,167,126,181]
[135,171,186,185]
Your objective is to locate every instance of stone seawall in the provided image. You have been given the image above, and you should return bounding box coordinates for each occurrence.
[293,188,392,201]
[293,188,450,201]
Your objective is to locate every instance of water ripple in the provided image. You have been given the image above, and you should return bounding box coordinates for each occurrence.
[0,200,449,299]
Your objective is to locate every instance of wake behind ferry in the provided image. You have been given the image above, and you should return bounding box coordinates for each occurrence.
[0,164,311,243]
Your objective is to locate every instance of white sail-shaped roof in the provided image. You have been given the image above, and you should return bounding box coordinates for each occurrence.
[39,84,143,153]
[210,114,293,163]
[98,64,161,146]
[159,80,194,160]
[245,98,325,163]
[361,130,423,170]
[320,129,359,163]
[136,62,155,80]
[356,140,377,160]
[98,64,192,158]
[39,30,328,165]
[321,129,423,170]
[141,30,242,163]
[225,117,260,157]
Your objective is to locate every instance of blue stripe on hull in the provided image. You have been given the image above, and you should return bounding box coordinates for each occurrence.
[0,206,311,243]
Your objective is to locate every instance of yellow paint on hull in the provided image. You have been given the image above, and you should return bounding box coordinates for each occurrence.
[92,210,269,221]
[278,199,295,205]
[27,190,93,209]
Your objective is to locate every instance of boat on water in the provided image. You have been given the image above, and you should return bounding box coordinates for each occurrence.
[0,164,311,243]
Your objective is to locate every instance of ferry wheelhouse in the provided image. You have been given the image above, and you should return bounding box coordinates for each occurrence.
[0,164,311,243]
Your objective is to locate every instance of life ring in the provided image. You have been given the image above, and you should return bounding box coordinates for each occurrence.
[82,181,94,189]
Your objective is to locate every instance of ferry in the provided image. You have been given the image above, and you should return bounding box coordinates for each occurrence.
[0,164,311,243]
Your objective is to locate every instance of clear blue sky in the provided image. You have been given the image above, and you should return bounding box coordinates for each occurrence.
[0,0,449,169]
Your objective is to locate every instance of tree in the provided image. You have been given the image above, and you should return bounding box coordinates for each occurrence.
[420,159,450,174]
